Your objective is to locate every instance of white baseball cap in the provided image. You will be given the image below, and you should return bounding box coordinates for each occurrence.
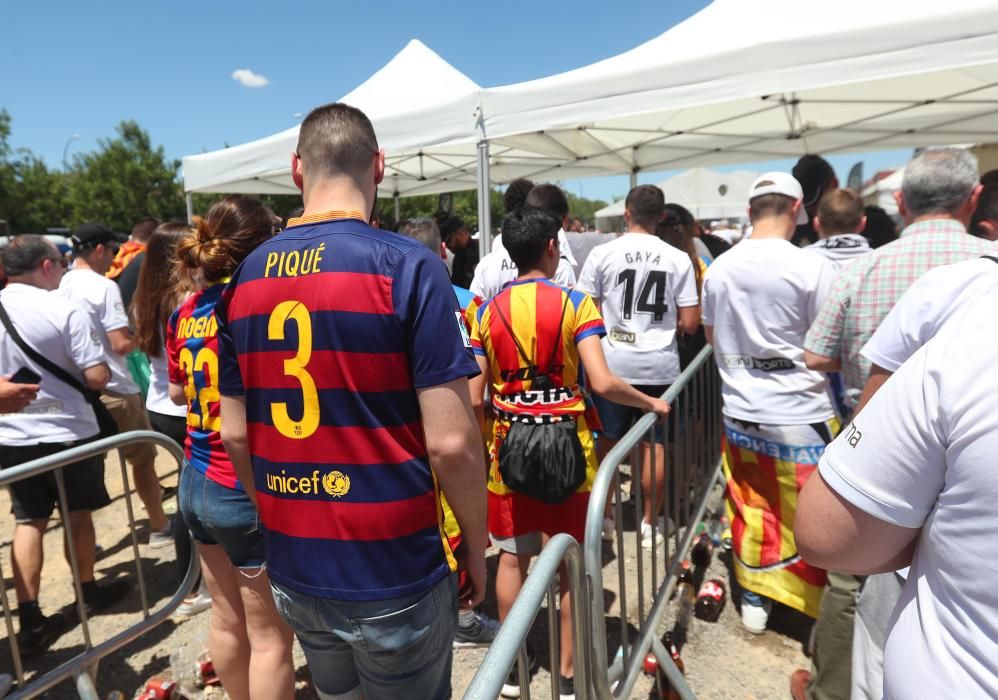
[748,172,808,225]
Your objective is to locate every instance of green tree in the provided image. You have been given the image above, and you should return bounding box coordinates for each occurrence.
[0,109,72,233]
[66,120,184,231]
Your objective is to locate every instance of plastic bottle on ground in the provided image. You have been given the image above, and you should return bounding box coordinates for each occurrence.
[694,577,727,622]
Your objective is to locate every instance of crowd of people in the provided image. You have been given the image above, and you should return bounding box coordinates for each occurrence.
[2,98,998,700]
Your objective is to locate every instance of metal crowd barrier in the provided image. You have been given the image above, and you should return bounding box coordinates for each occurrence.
[0,430,200,700]
[583,344,722,699]
[464,534,594,700]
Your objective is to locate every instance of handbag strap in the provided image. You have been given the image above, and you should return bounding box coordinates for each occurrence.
[491,284,572,379]
[982,255,998,264]
[0,299,96,400]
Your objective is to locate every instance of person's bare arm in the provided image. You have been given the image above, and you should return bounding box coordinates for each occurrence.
[468,356,490,430]
[677,304,701,335]
[795,470,919,574]
[169,382,187,406]
[0,377,39,412]
[854,364,892,415]
[417,377,488,610]
[577,335,669,418]
[82,363,110,391]
[704,324,714,346]
[804,349,840,372]
[106,327,135,356]
[220,395,256,505]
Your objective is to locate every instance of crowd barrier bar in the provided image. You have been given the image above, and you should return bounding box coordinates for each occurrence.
[583,345,723,700]
[0,430,200,700]
[464,533,594,700]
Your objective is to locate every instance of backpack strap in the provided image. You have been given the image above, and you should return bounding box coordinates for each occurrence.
[981,255,998,264]
[490,284,572,381]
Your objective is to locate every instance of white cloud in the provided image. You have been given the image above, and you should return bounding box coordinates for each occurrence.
[231,68,269,88]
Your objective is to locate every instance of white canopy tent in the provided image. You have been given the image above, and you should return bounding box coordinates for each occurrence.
[594,168,760,223]
[480,0,998,185]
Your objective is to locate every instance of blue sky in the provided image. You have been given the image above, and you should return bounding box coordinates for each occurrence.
[1,0,910,205]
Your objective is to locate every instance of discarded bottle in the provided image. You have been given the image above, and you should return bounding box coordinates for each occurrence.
[694,578,727,622]
[707,515,724,547]
[691,524,713,568]
[649,632,684,700]
[676,560,696,629]
[720,516,732,551]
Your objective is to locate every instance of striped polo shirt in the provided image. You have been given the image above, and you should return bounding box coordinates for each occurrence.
[216,213,479,601]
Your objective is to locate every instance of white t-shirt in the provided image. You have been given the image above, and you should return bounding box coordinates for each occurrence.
[576,232,699,385]
[804,233,872,275]
[59,267,138,395]
[492,229,577,267]
[0,283,105,445]
[146,351,186,418]
[470,248,576,300]
[862,256,998,372]
[701,237,835,424]
[818,293,998,698]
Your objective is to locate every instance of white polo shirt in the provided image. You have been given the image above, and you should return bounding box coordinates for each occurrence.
[0,284,105,445]
[58,267,138,395]
[577,232,699,385]
[702,237,835,424]
[470,248,576,300]
[861,256,998,372]
[819,291,998,698]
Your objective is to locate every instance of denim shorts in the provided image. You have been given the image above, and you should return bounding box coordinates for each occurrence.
[271,573,457,700]
[179,464,265,569]
[593,383,673,442]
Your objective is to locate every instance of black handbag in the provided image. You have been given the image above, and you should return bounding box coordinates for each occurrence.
[0,301,119,439]
[492,293,587,503]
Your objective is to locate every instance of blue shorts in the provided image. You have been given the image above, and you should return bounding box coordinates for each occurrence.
[179,464,266,569]
[593,383,673,442]
[272,573,457,700]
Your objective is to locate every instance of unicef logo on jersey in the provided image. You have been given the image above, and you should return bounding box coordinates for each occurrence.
[265,469,351,498]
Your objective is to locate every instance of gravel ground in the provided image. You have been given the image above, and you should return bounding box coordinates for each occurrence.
[0,449,810,699]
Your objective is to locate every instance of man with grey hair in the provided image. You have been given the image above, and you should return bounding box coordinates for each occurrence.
[790,147,993,700]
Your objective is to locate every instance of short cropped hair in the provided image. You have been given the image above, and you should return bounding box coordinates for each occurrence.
[971,185,998,236]
[901,148,979,218]
[749,193,797,222]
[1,235,57,277]
[504,178,535,214]
[398,217,442,252]
[624,184,666,229]
[131,217,160,243]
[502,206,561,270]
[297,103,379,181]
[817,188,864,234]
[525,184,569,220]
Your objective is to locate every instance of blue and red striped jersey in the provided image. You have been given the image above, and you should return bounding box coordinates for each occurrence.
[215,215,480,601]
[167,283,240,490]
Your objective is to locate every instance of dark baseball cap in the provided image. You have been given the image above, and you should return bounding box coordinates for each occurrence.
[70,223,128,250]
[792,155,836,208]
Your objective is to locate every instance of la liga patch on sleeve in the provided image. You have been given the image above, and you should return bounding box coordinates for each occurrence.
[456,311,472,348]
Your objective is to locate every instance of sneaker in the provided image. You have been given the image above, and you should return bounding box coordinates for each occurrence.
[601,517,616,542]
[176,589,212,618]
[740,595,772,634]
[148,520,173,549]
[500,645,535,698]
[454,611,500,648]
[640,519,666,549]
[83,578,131,615]
[559,674,575,700]
[17,612,66,657]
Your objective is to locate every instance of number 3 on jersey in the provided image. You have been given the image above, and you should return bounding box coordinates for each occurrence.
[616,269,669,321]
[267,301,319,440]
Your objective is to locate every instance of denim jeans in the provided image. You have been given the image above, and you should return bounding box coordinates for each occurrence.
[272,573,457,700]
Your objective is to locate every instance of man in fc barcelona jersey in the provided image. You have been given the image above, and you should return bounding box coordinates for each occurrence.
[215,104,487,700]
[468,206,669,698]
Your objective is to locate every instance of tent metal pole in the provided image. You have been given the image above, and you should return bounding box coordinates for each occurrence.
[185,193,194,225]
[629,170,639,189]
[393,192,401,224]
[476,140,492,257]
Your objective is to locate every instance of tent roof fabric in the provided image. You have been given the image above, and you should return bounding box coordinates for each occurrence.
[594,168,760,220]
[480,0,998,180]
[183,0,998,197]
